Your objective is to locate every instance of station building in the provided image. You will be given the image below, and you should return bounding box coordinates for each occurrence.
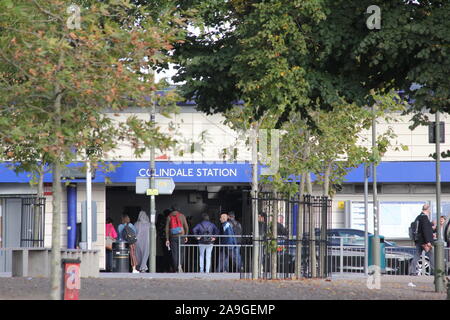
[0,102,449,272]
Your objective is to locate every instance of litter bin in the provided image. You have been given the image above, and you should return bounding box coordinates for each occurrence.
[112,241,130,272]
[61,258,81,300]
[368,234,386,273]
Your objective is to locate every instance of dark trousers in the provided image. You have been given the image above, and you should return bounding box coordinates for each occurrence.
[232,246,242,270]
[217,246,230,272]
[105,249,113,272]
[169,237,184,271]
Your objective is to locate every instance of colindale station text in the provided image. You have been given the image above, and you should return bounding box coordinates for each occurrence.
[139,168,238,178]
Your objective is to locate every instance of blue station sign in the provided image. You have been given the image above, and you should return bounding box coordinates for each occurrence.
[0,161,449,184]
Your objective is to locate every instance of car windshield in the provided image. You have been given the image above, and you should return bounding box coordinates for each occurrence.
[336,231,365,246]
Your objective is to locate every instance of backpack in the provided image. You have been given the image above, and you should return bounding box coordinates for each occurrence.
[409,216,420,242]
[230,219,242,243]
[199,222,213,244]
[169,213,183,235]
[230,220,242,236]
[123,223,137,244]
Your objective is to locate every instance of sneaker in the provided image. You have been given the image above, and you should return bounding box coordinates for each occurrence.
[178,265,183,273]
[132,268,139,273]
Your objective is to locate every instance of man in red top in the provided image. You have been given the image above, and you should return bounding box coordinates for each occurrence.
[165,207,189,272]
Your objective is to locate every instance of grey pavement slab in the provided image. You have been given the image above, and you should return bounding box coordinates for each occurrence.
[0,274,447,300]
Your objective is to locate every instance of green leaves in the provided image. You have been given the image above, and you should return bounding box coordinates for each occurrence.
[0,0,185,179]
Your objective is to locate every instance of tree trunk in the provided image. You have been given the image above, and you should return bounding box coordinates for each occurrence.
[50,160,62,300]
[271,196,277,279]
[50,74,63,300]
[33,163,45,247]
[295,172,306,279]
[307,170,316,277]
[323,162,332,197]
[306,172,312,194]
[37,163,44,198]
[321,162,332,277]
[251,124,259,279]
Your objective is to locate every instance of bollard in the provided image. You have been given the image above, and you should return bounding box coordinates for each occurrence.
[112,241,130,272]
[61,258,81,300]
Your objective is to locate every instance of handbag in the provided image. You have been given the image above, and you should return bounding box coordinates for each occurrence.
[105,236,114,250]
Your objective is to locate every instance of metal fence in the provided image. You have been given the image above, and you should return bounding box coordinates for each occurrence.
[244,193,332,279]
[178,235,253,273]
[178,233,450,277]
[20,197,45,247]
[325,237,450,277]
[177,193,332,279]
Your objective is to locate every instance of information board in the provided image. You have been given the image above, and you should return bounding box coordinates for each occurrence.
[349,201,425,239]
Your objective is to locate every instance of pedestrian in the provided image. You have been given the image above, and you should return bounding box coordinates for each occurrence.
[134,210,150,273]
[258,212,268,273]
[158,209,172,272]
[192,213,219,273]
[433,216,446,241]
[444,215,450,247]
[409,204,435,275]
[217,212,236,272]
[105,217,118,272]
[228,211,242,271]
[118,214,139,273]
[165,207,189,272]
[277,214,288,237]
[258,212,267,238]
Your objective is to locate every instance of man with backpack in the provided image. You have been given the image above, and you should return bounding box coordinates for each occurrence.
[165,207,189,272]
[117,214,139,273]
[192,213,219,273]
[409,204,435,275]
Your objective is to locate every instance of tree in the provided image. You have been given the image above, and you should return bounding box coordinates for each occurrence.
[0,0,185,299]
[172,0,449,128]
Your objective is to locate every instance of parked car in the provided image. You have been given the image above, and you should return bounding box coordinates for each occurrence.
[326,229,418,275]
[276,228,431,276]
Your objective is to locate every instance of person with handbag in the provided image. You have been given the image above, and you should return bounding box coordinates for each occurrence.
[105,217,118,272]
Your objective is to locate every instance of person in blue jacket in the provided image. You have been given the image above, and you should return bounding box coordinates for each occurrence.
[217,212,236,272]
[192,213,219,273]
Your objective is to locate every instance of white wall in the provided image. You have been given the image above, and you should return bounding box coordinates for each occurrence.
[103,110,450,163]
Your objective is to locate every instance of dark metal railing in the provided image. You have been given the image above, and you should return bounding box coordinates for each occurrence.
[20,197,45,247]
[178,235,252,273]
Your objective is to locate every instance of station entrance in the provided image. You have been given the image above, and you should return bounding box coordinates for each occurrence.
[105,184,250,272]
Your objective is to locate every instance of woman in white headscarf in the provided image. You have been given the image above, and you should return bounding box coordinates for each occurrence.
[135,211,151,272]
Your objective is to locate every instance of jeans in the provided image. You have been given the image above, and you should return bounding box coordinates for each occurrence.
[217,246,230,272]
[199,244,214,273]
[409,243,434,275]
[232,246,242,270]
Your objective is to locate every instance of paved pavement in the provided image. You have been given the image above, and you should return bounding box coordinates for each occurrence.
[0,273,448,300]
